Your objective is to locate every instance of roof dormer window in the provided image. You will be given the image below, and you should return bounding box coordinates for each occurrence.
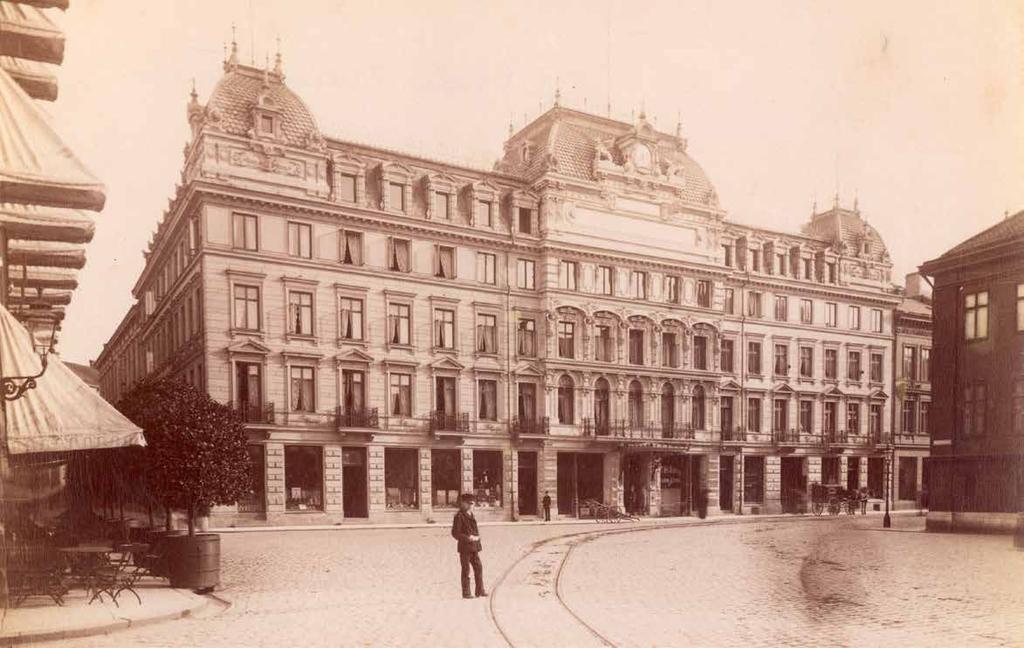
[259,114,275,135]
[521,143,532,163]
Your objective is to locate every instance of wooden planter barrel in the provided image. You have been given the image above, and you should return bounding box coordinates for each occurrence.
[166,533,220,591]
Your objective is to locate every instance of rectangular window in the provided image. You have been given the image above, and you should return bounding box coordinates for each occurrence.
[476,200,494,227]
[902,399,916,433]
[799,347,813,378]
[662,332,679,367]
[723,245,733,267]
[720,339,734,373]
[259,114,275,134]
[390,373,412,416]
[773,399,788,432]
[432,449,461,508]
[597,266,613,295]
[342,370,365,413]
[629,329,645,365]
[478,380,498,421]
[388,303,411,345]
[558,322,575,359]
[847,402,860,434]
[341,231,363,265]
[799,400,813,433]
[824,348,838,379]
[751,249,761,272]
[723,288,735,315]
[385,448,418,509]
[434,309,455,349]
[233,285,260,330]
[389,182,405,212]
[774,296,788,321]
[773,344,788,376]
[827,262,837,283]
[435,192,452,220]
[776,253,787,276]
[803,258,813,280]
[743,456,765,504]
[964,291,989,340]
[747,292,763,318]
[288,222,312,258]
[870,308,883,333]
[693,336,708,370]
[338,173,357,202]
[848,306,861,330]
[824,402,837,434]
[747,397,762,432]
[517,207,532,234]
[517,259,535,289]
[847,351,862,381]
[596,325,613,362]
[518,383,537,420]
[473,450,503,506]
[285,445,323,511]
[289,366,315,412]
[517,319,536,356]
[920,349,930,382]
[631,271,648,299]
[664,275,680,303]
[696,280,711,308]
[388,238,411,272]
[339,296,364,341]
[902,346,916,380]
[477,313,497,353]
[233,213,258,250]
[559,260,578,291]
[826,303,837,328]
[476,252,496,284]
[747,341,762,375]
[288,291,314,336]
[870,403,883,439]
[920,401,930,434]
[800,299,813,324]
[436,245,456,279]
[870,352,883,382]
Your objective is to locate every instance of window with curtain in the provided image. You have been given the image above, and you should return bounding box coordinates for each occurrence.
[518,383,536,420]
[517,319,536,356]
[693,335,708,370]
[823,401,837,434]
[476,252,496,284]
[596,325,613,362]
[288,291,313,336]
[723,288,735,314]
[389,238,410,272]
[233,285,260,330]
[799,401,813,433]
[800,299,813,323]
[436,246,455,279]
[390,373,411,416]
[847,402,860,434]
[233,213,258,250]
[476,200,493,227]
[435,377,456,415]
[799,347,813,377]
[342,370,364,413]
[774,295,788,321]
[824,348,837,378]
[631,271,648,299]
[870,352,883,382]
[557,375,574,424]
[558,322,575,359]
[337,173,357,202]
[870,403,883,438]
[517,259,535,289]
[871,308,883,333]
[747,397,761,432]
[773,399,788,432]
[747,292,763,317]
[696,280,711,307]
[773,344,788,376]
[290,366,315,412]
[664,276,679,303]
[847,351,862,380]
[691,385,706,430]
[597,266,613,295]
[388,182,405,212]
[478,380,497,420]
[435,192,452,219]
[920,349,930,382]
[747,342,762,375]
[388,303,411,345]
[434,309,455,349]
[628,380,644,429]
[288,222,312,258]
[559,260,578,290]
[339,297,363,340]
[628,330,644,365]
[477,314,497,353]
[594,379,610,429]
[826,302,837,327]
[720,339,734,373]
[848,306,861,330]
[341,231,363,265]
[662,332,678,367]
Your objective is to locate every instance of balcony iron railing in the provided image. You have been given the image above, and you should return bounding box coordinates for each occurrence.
[335,406,380,430]
[582,417,612,437]
[429,411,470,434]
[774,428,801,445]
[511,416,550,436]
[721,426,746,442]
[231,401,274,424]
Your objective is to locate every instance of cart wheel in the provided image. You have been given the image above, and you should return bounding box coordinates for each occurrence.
[812,501,824,516]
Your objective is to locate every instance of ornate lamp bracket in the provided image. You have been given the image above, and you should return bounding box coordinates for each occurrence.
[2,354,48,402]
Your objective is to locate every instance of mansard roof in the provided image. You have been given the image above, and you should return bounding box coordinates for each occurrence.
[801,202,889,261]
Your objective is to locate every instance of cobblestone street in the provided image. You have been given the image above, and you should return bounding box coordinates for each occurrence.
[47,515,1024,647]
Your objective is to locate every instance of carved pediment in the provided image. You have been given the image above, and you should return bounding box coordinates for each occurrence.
[720,379,743,391]
[227,339,271,356]
[336,348,374,364]
[773,383,795,394]
[869,388,889,400]
[822,385,845,397]
[513,361,544,378]
[430,356,466,371]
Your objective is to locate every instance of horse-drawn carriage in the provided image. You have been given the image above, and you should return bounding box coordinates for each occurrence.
[809,483,866,516]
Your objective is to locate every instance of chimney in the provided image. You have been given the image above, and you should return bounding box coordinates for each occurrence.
[904,272,932,300]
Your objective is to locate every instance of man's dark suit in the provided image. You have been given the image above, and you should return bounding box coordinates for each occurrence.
[451,509,484,596]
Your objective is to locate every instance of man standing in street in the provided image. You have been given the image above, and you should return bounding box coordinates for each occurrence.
[451,493,486,599]
[542,491,552,521]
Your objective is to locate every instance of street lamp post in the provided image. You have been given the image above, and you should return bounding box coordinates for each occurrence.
[883,442,894,528]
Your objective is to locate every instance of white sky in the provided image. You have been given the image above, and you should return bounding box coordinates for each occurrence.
[45,0,1024,364]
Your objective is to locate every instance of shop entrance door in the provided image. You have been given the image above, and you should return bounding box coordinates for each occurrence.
[517,451,538,515]
[846,457,861,492]
[557,452,605,516]
[781,457,807,513]
[342,447,368,518]
[719,455,734,511]
[624,454,647,515]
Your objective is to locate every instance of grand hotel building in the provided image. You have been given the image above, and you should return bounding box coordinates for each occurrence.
[95,48,909,525]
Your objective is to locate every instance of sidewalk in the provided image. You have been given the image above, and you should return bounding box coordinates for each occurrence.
[0,584,209,646]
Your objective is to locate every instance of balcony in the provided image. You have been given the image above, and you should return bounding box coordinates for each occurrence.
[582,417,612,437]
[661,422,696,440]
[511,416,550,436]
[230,401,274,425]
[774,428,801,445]
[335,406,379,430]
[429,411,469,435]
[721,426,746,442]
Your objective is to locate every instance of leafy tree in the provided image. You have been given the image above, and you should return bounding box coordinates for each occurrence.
[118,379,251,535]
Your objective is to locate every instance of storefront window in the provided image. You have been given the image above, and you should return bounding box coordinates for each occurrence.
[473,450,503,508]
[385,448,419,510]
[743,456,765,504]
[431,449,461,508]
[284,445,323,511]
[238,444,265,513]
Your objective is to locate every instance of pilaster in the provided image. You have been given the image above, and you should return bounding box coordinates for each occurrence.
[461,447,474,495]
[420,448,432,516]
[765,455,782,514]
[324,444,343,514]
[265,443,285,514]
[368,445,385,514]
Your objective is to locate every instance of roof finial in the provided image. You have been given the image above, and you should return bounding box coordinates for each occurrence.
[225,23,239,69]
[262,53,270,87]
[189,77,197,102]
[675,109,682,138]
[812,199,817,215]
[833,192,839,209]
[274,36,283,76]
[554,76,561,107]
[853,190,859,214]
[639,98,646,120]
[508,114,514,138]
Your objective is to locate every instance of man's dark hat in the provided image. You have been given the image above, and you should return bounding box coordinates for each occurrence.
[459,493,475,503]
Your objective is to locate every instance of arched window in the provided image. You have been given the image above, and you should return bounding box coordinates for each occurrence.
[594,378,610,432]
[628,380,644,429]
[692,385,706,430]
[557,375,575,424]
[661,383,675,433]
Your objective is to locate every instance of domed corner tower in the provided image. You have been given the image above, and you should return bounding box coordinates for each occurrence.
[801,197,894,288]
[181,41,330,200]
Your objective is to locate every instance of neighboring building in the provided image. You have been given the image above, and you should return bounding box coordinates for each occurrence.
[920,210,1024,533]
[892,273,932,508]
[95,46,904,526]
[64,360,100,391]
